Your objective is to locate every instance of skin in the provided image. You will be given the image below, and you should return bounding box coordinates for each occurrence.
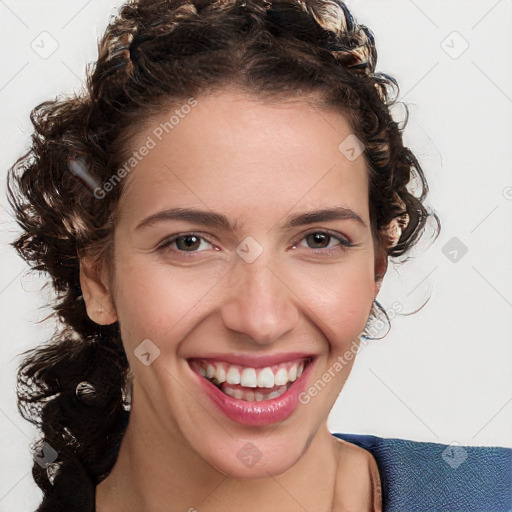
[80,87,386,511]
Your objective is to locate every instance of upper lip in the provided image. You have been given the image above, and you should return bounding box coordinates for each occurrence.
[187,352,316,368]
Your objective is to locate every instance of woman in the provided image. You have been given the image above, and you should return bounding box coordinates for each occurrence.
[7,0,438,510]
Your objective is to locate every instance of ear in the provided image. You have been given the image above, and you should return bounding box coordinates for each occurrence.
[374,249,388,297]
[79,258,117,325]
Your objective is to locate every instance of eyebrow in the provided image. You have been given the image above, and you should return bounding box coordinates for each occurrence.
[134,206,367,232]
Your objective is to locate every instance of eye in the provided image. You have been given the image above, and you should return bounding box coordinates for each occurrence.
[292,230,353,256]
[157,233,216,256]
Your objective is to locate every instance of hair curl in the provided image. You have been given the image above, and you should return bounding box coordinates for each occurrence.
[6,0,439,507]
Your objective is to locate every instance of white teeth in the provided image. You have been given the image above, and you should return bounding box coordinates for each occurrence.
[222,387,234,398]
[194,358,310,389]
[214,365,226,384]
[226,366,241,385]
[274,367,289,386]
[257,367,275,388]
[233,388,244,399]
[221,384,289,402]
[240,368,257,387]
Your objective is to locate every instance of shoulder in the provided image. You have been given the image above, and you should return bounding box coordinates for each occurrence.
[332,437,383,511]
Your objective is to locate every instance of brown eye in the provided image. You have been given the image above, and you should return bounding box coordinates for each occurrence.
[175,235,201,251]
[305,232,332,249]
[294,230,353,256]
[158,233,214,255]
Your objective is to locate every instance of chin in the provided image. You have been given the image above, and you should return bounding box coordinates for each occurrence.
[196,432,310,479]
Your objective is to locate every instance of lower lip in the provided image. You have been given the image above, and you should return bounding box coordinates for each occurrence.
[190,359,315,427]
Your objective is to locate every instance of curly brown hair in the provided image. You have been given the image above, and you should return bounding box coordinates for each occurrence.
[6,0,439,507]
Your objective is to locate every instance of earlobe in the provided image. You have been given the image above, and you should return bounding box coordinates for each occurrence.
[374,275,383,296]
[79,259,118,325]
[374,255,388,296]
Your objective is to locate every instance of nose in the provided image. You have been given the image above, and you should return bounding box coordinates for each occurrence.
[219,254,300,346]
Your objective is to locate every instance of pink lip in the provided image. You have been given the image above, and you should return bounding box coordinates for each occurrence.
[188,357,316,427]
[186,352,314,368]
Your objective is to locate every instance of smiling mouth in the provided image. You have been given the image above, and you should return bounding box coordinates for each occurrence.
[189,357,313,402]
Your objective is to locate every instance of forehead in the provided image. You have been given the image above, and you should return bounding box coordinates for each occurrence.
[117,89,369,226]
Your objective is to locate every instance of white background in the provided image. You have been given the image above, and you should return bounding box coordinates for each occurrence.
[1,0,511,509]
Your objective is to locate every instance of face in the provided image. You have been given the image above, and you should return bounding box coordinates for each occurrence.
[82,87,385,479]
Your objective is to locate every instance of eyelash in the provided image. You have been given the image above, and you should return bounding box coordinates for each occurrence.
[157,230,354,258]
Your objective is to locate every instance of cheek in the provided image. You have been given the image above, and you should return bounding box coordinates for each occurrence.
[112,257,224,345]
[290,260,376,341]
